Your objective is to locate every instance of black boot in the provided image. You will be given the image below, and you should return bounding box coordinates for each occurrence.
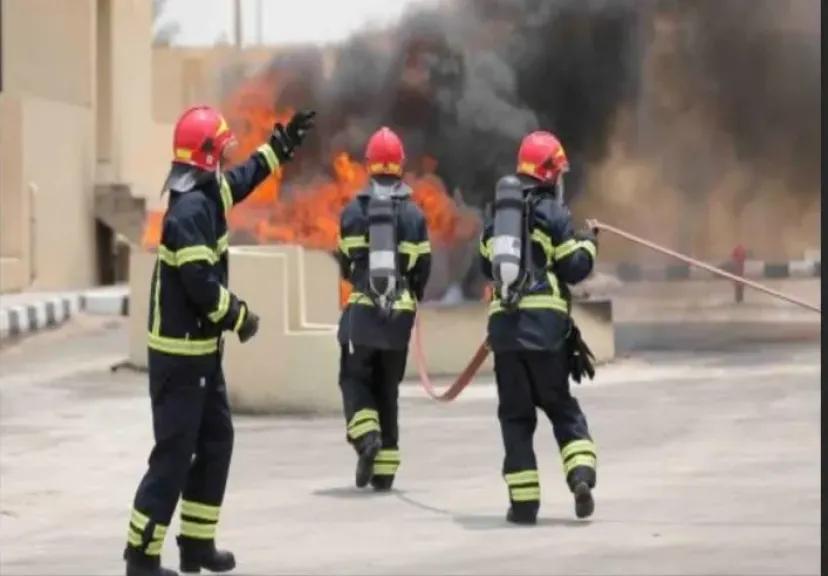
[354,434,381,489]
[505,502,538,526]
[572,481,595,519]
[124,546,179,576]
[370,475,395,492]
[177,536,236,574]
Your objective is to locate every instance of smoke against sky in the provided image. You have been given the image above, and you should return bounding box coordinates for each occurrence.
[221,0,819,262]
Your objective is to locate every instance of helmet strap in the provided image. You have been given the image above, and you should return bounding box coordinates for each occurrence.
[554,173,566,205]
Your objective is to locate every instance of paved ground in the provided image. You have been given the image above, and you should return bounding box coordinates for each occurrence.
[0,318,821,575]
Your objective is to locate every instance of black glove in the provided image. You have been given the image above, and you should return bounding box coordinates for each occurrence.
[565,322,596,384]
[237,306,260,344]
[269,110,317,163]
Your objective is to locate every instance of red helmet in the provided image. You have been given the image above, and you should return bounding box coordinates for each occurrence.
[516,131,569,185]
[365,127,405,177]
[163,106,237,192]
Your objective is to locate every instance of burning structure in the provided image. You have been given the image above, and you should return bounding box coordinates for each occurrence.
[143,0,820,301]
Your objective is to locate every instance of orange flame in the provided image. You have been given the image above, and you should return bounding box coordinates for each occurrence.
[142,70,481,307]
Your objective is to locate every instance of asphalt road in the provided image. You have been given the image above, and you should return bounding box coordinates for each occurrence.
[0,318,821,575]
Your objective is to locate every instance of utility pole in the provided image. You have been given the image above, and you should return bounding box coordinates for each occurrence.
[233,0,243,49]
[256,0,264,45]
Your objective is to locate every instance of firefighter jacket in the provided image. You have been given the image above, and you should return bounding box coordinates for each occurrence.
[147,143,281,368]
[479,189,597,354]
[335,186,432,350]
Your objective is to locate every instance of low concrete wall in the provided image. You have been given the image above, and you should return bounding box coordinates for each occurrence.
[128,247,341,414]
[407,299,615,379]
[128,246,616,414]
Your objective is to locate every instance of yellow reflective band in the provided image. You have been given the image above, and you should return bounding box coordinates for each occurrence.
[555,238,596,261]
[372,463,399,476]
[159,245,218,267]
[510,486,541,502]
[560,439,597,461]
[398,241,426,255]
[216,233,229,255]
[563,455,598,475]
[147,333,220,356]
[127,528,142,547]
[256,143,280,173]
[349,421,381,439]
[578,238,597,259]
[181,500,221,522]
[219,175,233,215]
[130,508,150,530]
[176,245,218,266]
[373,448,401,476]
[175,148,193,161]
[208,286,231,323]
[233,304,247,333]
[531,229,555,263]
[180,520,217,540]
[337,235,368,256]
[546,272,562,301]
[347,409,380,440]
[503,469,540,486]
[398,241,431,270]
[348,291,416,311]
[145,540,163,556]
[489,294,568,315]
[127,523,166,542]
[480,238,492,259]
[375,448,401,463]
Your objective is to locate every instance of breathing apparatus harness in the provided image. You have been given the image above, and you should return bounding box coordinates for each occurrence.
[364,179,410,319]
[490,175,536,310]
[489,174,595,383]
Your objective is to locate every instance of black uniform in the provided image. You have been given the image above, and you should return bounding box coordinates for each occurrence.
[124,143,279,571]
[335,178,431,491]
[479,182,599,523]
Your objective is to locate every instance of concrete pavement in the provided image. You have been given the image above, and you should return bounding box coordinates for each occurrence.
[0,318,821,575]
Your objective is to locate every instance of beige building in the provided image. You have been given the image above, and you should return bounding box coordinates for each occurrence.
[1,0,163,292]
[0,0,322,294]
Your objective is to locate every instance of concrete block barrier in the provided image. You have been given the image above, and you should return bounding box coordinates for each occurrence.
[128,247,616,414]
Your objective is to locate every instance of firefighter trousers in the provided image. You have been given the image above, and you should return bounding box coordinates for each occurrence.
[125,356,234,562]
[338,344,406,482]
[494,349,597,515]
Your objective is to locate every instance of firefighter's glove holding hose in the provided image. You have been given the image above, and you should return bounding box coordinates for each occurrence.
[269,110,317,164]
[566,322,596,384]
[574,218,599,245]
[236,304,260,344]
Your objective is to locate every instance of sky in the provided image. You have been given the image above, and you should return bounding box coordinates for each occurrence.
[157,0,437,47]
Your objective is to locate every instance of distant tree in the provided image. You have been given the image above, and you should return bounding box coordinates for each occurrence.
[153,0,181,46]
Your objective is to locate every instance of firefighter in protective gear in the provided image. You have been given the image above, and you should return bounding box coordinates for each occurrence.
[335,127,431,492]
[478,130,599,525]
[124,106,316,576]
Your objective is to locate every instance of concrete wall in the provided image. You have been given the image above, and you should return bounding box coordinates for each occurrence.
[0,0,98,292]
[0,0,168,293]
[0,95,96,291]
[128,246,616,415]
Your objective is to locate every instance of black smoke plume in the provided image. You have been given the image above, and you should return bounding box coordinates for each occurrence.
[255,0,818,212]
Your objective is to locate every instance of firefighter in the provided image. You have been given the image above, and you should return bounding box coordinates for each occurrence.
[335,127,431,492]
[123,105,316,576]
[479,130,599,525]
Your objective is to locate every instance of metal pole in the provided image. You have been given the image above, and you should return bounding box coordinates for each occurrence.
[233,0,243,49]
[256,0,264,44]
